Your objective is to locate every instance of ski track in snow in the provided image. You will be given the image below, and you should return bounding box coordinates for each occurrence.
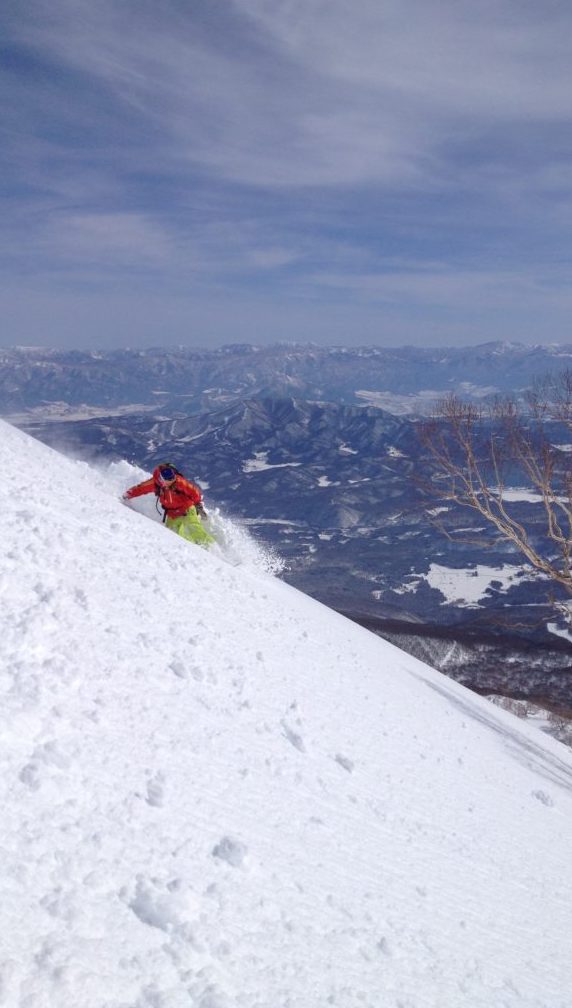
[1,419,572,1007]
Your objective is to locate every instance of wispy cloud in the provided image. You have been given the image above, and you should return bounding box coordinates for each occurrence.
[311,263,572,312]
[2,0,572,345]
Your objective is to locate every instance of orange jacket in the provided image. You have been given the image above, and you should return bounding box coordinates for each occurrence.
[125,468,203,519]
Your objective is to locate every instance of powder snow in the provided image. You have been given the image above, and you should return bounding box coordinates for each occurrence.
[1,419,572,1008]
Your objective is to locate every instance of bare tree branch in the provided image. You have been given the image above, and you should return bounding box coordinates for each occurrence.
[419,383,572,605]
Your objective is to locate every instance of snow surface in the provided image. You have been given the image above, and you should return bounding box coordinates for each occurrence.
[497,489,547,503]
[2,418,572,1008]
[317,475,335,487]
[424,563,528,606]
[547,622,572,643]
[242,452,302,474]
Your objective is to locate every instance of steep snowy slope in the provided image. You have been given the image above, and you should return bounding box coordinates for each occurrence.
[1,419,572,1008]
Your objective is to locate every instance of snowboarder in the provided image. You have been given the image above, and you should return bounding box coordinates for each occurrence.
[122,463,215,548]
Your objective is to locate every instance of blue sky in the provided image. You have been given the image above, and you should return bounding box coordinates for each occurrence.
[2,0,572,348]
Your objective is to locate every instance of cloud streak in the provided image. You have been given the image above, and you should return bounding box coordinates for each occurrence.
[2,0,572,345]
[16,0,570,185]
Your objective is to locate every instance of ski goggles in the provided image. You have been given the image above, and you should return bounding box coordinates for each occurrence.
[159,466,176,483]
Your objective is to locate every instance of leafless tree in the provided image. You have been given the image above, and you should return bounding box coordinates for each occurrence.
[420,373,572,604]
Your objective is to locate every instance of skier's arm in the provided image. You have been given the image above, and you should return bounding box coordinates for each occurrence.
[123,477,156,500]
[178,477,203,506]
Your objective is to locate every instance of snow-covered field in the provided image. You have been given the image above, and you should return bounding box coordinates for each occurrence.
[2,419,572,1008]
[424,562,530,606]
[242,451,302,474]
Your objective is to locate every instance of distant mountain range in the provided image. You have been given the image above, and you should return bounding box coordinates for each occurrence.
[3,340,572,414]
[4,343,572,709]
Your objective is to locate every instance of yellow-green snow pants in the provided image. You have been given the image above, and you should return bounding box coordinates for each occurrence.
[165,507,215,547]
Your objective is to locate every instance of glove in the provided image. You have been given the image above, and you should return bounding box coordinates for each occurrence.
[195,501,207,520]
[121,492,131,501]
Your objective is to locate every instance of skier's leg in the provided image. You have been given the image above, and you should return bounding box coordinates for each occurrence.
[182,507,216,546]
[166,508,215,547]
[165,515,183,537]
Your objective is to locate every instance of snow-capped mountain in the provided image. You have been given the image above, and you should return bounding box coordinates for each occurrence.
[2,417,572,1007]
[2,341,572,414]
